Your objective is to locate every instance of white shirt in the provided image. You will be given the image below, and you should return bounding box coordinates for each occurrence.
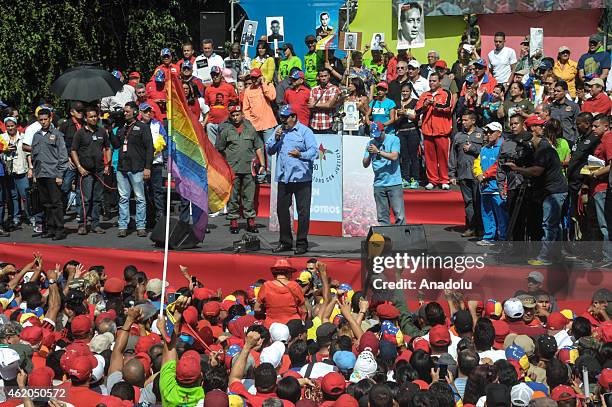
[410,76,430,100]
[299,362,338,379]
[478,349,506,362]
[194,53,225,85]
[488,47,517,84]
[100,84,137,112]
[554,330,573,348]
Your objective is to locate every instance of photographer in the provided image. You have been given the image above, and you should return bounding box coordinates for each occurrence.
[497,114,537,242]
[505,117,568,266]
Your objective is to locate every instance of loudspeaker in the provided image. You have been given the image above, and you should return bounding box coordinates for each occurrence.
[150,216,200,250]
[200,12,226,52]
[367,224,428,253]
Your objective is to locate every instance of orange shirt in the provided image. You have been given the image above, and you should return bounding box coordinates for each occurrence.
[243,83,278,131]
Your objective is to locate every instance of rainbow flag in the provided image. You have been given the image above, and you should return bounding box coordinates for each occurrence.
[167,74,234,240]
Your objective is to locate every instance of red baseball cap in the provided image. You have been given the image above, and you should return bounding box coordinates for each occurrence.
[176,350,201,384]
[182,306,199,327]
[95,310,117,326]
[104,277,125,294]
[412,337,431,353]
[491,319,510,349]
[19,326,43,345]
[250,68,262,78]
[193,287,216,301]
[321,372,346,396]
[71,315,93,337]
[551,385,584,401]
[62,350,97,381]
[429,325,451,347]
[134,352,152,374]
[413,379,430,390]
[99,395,133,407]
[376,81,388,90]
[376,302,399,320]
[28,366,54,387]
[135,334,161,354]
[358,331,380,354]
[547,312,569,330]
[203,301,221,317]
[434,60,448,69]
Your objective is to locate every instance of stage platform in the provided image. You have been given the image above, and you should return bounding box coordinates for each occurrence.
[0,215,609,311]
[254,184,466,225]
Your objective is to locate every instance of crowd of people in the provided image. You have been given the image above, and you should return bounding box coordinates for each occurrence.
[2,30,612,257]
[0,255,609,407]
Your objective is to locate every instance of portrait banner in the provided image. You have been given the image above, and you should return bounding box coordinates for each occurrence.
[266,16,284,43]
[371,33,385,51]
[343,102,359,132]
[240,20,258,47]
[340,32,361,51]
[397,1,425,50]
[315,9,338,50]
[530,28,543,58]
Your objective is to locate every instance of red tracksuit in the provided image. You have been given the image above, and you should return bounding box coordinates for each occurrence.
[416,88,453,185]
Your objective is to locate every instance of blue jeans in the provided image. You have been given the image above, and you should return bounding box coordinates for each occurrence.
[537,192,567,261]
[594,191,612,261]
[373,185,406,225]
[481,193,508,241]
[61,167,81,213]
[117,171,146,230]
[6,174,30,222]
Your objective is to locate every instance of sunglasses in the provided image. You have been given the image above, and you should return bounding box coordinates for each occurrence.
[306,41,316,45]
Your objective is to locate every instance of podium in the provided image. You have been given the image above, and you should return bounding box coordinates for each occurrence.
[269,134,376,237]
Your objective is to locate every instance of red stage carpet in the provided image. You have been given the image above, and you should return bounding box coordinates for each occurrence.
[255,185,464,225]
[0,242,604,312]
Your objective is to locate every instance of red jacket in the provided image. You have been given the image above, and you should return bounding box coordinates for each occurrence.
[582,92,612,115]
[415,88,453,136]
[460,72,498,97]
[204,81,238,125]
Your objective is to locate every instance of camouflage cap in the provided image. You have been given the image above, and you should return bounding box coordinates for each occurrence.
[0,322,21,339]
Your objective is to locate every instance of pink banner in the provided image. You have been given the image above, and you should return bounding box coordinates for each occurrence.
[479,9,602,62]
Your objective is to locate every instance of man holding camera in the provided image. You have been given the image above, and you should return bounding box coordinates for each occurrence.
[505,115,568,265]
[498,114,536,242]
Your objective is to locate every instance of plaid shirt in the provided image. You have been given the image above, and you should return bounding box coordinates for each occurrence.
[309,84,340,130]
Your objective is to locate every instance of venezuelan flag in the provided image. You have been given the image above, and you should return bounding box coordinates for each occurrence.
[167,74,234,240]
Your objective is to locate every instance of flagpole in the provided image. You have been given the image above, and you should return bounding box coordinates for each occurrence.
[159,75,173,318]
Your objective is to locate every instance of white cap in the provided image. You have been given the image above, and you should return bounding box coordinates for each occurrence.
[89,332,115,354]
[259,341,285,368]
[485,122,503,133]
[91,354,106,383]
[349,350,378,383]
[0,348,20,380]
[511,383,534,406]
[504,298,525,319]
[408,59,420,69]
[269,322,290,343]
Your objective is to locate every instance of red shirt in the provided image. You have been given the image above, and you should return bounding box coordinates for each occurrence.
[204,82,238,125]
[582,92,612,115]
[415,88,453,136]
[460,72,498,97]
[506,320,546,336]
[64,385,103,407]
[155,63,179,80]
[592,131,612,194]
[137,99,164,121]
[284,85,311,126]
[229,381,277,407]
[145,81,167,102]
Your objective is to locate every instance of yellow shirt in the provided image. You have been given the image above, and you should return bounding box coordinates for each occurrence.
[251,57,276,84]
[553,59,578,98]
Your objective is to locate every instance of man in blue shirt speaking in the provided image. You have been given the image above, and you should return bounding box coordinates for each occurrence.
[363,121,406,225]
[266,105,317,254]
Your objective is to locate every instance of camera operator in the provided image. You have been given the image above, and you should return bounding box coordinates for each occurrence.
[505,117,568,266]
[497,114,537,242]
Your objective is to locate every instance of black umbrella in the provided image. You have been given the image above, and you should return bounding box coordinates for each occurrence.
[50,65,123,102]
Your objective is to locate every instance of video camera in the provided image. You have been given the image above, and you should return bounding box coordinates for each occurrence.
[500,135,535,168]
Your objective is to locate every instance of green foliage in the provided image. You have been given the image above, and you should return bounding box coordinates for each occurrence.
[0,0,205,116]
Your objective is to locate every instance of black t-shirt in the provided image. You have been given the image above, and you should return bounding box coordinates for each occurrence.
[567,132,600,192]
[533,139,568,198]
[72,126,110,171]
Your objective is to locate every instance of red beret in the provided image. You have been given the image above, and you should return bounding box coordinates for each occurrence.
[228,105,242,113]
[376,302,400,320]
[104,277,125,294]
[358,331,380,355]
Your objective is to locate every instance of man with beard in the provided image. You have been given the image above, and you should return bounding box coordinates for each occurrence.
[216,105,265,234]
